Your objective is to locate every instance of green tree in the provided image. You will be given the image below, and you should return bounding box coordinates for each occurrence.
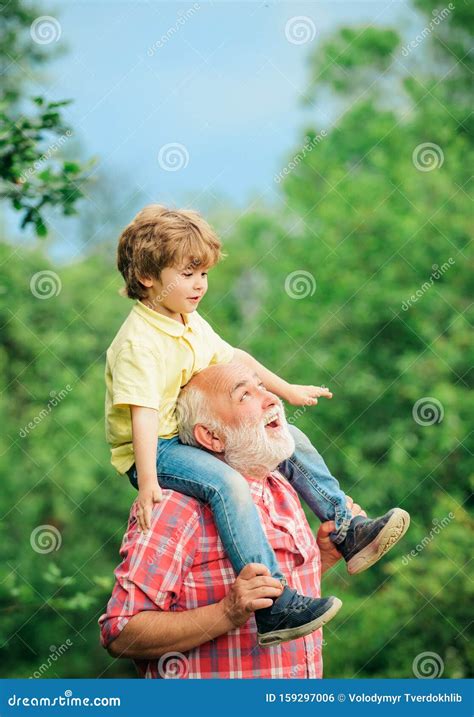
[0,0,471,680]
[0,1,90,235]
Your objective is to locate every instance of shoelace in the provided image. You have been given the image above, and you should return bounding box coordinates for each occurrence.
[278,587,320,613]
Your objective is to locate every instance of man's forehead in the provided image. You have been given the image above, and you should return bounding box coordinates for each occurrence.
[194,364,258,398]
[228,371,261,396]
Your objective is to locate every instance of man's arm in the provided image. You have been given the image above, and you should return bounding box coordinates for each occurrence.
[108,602,232,659]
[108,564,283,659]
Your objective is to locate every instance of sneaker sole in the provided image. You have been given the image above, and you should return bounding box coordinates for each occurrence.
[257,597,343,647]
[347,508,410,575]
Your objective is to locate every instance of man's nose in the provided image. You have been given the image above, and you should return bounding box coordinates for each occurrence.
[262,390,278,409]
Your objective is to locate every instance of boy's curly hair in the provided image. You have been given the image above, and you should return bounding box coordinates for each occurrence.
[117,204,225,300]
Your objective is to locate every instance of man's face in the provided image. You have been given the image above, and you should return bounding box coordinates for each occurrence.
[215,369,282,430]
[208,366,295,475]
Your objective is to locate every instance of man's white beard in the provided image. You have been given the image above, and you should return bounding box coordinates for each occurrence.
[221,412,295,477]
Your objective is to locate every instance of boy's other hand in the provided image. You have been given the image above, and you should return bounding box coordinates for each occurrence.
[285,384,333,407]
[136,482,163,532]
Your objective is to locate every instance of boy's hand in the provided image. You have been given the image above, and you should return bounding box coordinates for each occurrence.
[284,384,333,407]
[136,482,163,532]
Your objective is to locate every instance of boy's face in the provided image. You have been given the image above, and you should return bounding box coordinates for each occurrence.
[142,259,209,318]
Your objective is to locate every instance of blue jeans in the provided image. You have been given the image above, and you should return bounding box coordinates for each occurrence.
[127,424,352,579]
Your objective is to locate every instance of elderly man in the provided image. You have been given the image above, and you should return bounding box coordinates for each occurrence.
[99,362,365,678]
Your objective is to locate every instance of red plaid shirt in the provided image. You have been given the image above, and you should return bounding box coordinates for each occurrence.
[99,471,324,678]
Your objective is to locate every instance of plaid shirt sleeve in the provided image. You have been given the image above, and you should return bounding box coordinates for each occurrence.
[99,492,201,649]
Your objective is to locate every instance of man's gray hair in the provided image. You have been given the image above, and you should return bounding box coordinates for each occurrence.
[176,383,222,446]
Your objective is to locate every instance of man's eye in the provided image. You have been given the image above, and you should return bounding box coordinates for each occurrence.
[240,392,248,401]
[182,272,193,277]
[259,382,266,389]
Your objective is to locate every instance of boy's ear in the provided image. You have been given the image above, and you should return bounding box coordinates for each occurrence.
[193,424,225,453]
[138,275,154,288]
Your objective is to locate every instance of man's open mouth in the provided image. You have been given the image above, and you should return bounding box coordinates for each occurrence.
[264,409,282,430]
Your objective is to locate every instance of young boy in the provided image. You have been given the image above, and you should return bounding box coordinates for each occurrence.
[105,204,410,647]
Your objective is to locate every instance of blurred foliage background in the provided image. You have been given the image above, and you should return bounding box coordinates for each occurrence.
[0,0,472,678]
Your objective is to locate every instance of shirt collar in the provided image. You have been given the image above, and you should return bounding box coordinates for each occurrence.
[244,471,282,503]
[133,300,194,337]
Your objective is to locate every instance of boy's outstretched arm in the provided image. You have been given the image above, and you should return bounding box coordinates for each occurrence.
[233,348,333,406]
[130,405,162,531]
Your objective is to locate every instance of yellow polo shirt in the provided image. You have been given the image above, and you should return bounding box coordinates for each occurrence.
[105,301,235,475]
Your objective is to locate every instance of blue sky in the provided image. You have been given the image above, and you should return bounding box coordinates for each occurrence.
[16,1,415,254]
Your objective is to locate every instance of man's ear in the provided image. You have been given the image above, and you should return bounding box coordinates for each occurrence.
[193,424,225,453]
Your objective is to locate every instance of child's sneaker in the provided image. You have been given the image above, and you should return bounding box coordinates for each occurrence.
[255,582,342,646]
[338,508,410,575]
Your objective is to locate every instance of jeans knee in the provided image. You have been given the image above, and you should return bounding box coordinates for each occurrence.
[217,470,252,508]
